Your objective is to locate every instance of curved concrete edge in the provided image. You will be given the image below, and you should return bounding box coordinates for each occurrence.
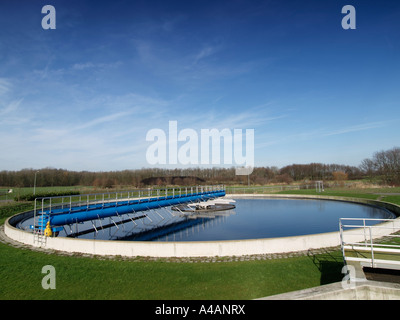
[4,219,341,257]
[4,194,400,258]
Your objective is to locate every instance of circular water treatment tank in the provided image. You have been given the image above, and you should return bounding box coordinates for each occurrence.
[17,197,396,242]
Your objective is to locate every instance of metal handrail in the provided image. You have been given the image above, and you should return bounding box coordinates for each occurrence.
[340,217,400,268]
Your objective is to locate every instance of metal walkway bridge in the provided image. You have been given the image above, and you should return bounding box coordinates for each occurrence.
[31,185,226,237]
[340,218,400,271]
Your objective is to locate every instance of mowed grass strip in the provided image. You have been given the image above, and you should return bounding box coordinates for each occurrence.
[0,241,344,300]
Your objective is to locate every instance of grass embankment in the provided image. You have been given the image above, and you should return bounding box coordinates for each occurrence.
[0,241,343,299]
[1,186,399,299]
[0,186,86,201]
[277,186,400,204]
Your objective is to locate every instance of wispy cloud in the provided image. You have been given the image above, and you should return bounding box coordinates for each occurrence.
[4,91,174,170]
[132,38,263,84]
[254,120,393,151]
[0,99,22,116]
[74,111,134,130]
[0,78,12,96]
[322,121,388,136]
[0,99,32,126]
[72,62,96,70]
[72,61,122,71]
[193,45,222,65]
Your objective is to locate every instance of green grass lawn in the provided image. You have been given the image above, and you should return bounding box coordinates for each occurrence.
[2,185,400,300]
[0,241,343,300]
[0,186,86,202]
[276,186,400,202]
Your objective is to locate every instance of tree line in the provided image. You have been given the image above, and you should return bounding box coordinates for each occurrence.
[279,163,362,182]
[1,147,398,188]
[359,147,400,185]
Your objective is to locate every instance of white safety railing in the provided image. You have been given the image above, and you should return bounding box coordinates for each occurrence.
[340,217,400,269]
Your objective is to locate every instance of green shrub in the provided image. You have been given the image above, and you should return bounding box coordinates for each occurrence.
[0,202,34,223]
[14,190,80,201]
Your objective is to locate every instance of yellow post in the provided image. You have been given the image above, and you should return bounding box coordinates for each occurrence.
[44,221,53,237]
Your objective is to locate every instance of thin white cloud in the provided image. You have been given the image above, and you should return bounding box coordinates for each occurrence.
[161,15,187,32]
[193,45,222,65]
[322,121,388,136]
[0,99,32,126]
[6,91,174,170]
[254,119,393,151]
[0,78,12,96]
[72,61,122,71]
[72,62,95,70]
[132,38,264,84]
[74,111,133,130]
[0,99,22,116]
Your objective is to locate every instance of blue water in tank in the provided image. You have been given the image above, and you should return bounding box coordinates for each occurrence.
[152,198,396,241]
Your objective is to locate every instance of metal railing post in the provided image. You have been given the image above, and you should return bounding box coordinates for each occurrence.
[363,219,367,247]
[370,227,374,268]
[33,198,37,231]
[339,219,346,262]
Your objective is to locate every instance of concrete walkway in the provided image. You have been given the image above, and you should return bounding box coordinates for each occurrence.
[258,279,400,300]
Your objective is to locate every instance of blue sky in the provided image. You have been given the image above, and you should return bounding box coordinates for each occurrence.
[0,0,399,171]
